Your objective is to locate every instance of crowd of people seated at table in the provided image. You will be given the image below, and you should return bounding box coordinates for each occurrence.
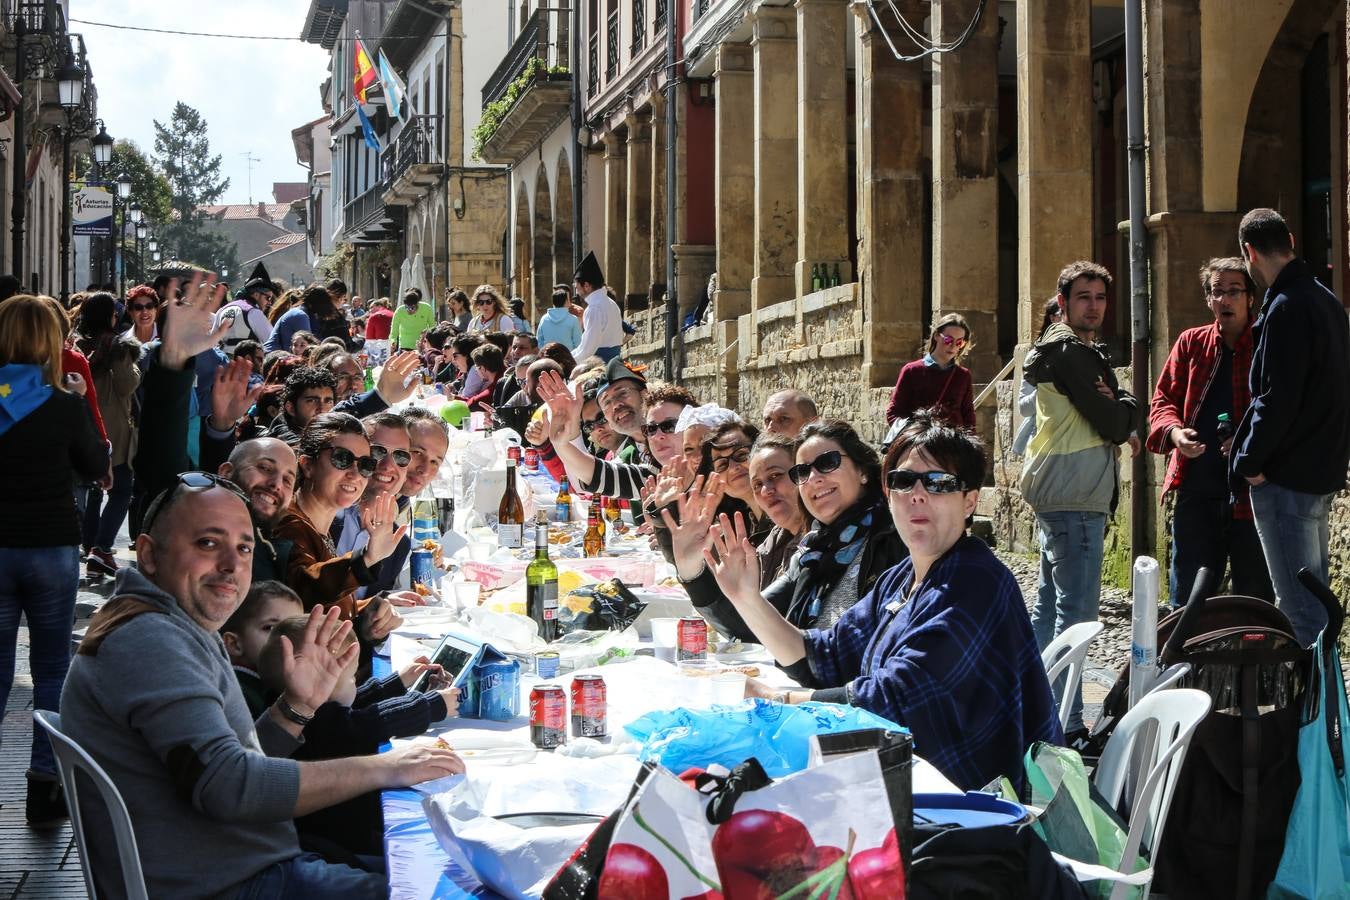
[2,244,1185,899]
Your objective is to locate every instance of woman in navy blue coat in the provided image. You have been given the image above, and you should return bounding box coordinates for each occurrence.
[695,411,1062,791]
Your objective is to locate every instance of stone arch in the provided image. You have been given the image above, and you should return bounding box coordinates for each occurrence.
[514,181,532,306]
[532,165,554,321]
[554,149,575,297]
[428,198,448,301]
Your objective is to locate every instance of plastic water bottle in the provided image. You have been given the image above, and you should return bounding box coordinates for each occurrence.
[411,486,439,547]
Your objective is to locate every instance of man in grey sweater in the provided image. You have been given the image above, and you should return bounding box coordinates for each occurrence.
[60,455,464,898]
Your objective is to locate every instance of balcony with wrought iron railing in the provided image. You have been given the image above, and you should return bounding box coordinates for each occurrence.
[476,7,573,164]
[382,114,444,207]
[482,7,570,109]
[343,181,403,244]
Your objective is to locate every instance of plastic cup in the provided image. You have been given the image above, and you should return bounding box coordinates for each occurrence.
[710,672,748,705]
[650,617,678,663]
[453,581,481,608]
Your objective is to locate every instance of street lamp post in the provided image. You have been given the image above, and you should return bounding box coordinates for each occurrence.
[9,11,61,284]
[134,221,147,284]
[116,174,132,297]
[57,57,85,304]
[90,121,113,287]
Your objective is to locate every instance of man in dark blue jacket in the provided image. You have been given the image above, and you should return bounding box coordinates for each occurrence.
[1231,208,1350,645]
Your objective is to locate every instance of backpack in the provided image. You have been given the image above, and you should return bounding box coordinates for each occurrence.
[215,301,260,351]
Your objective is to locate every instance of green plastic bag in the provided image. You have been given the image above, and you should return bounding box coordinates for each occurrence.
[1023,741,1147,900]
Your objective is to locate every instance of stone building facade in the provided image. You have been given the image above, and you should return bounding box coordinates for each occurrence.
[599,0,1350,603]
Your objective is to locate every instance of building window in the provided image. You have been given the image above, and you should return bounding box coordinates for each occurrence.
[588,31,599,98]
[606,4,619,79]
[655,0,666,29]
[631,0,646,56]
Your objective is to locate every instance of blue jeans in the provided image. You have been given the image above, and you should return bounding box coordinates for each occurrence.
[1169,490,1274,605]
[82,463,134,551]
[1249,481,1334,646]
[0,546,80,775]
[1031,510,1107,732]
[232,853,387,899]
[596,346,621,363]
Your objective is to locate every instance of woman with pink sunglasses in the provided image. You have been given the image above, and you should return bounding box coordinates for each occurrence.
[884,312,976,430]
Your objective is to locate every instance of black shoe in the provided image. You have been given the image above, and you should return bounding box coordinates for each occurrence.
[26,770,68,828]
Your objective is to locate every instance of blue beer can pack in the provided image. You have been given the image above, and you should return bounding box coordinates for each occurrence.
[409,549,437,590]
[461,659,521,721]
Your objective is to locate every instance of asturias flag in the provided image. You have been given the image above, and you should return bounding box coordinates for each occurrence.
[353,37,377,105]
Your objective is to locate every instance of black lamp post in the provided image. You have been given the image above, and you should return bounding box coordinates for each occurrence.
[134,220,147,283]
[89,120,113,286]
[115,174,132,296]
[56,57,84,303]
[9,10,61,283]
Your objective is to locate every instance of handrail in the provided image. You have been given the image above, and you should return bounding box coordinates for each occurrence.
[973,348,1024,409]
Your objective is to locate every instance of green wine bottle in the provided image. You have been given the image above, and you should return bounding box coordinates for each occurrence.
[810,263,823,292]
[526,510,559,642]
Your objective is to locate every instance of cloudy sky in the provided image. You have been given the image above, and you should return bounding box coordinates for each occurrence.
[78,1,330,206]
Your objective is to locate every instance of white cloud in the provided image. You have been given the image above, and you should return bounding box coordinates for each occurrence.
[78,0,329,206]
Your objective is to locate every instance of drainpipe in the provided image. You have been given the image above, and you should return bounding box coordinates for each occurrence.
[570,1,583,269]
[664,3,679,382]
[1124,0,1149,562]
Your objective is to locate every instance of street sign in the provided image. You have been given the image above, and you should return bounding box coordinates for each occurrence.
[72,181,113,237]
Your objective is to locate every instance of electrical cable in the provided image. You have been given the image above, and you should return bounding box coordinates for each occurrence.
[68,17,429,42]
[864,0,988,63]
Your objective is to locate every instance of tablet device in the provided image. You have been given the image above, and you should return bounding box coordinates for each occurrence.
[411,632,480,694]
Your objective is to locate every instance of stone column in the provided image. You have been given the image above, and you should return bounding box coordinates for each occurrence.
[795,0,852,297]
[603,133,628,298]
[932,0,1000,379]
[625,114,653,305]
[1016,0,1094,342]
[649,99,668,294]
[714,42,754,322]
[752,3,799,310]
[712,43,756,323]
[855,8,927,390]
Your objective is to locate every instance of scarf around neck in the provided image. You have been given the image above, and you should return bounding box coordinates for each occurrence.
[795,496,885,619]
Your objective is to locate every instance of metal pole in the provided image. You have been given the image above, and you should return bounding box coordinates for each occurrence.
[570,0,582,270]
[1125,0,1149,562]
[10,20,26,280]
[59,126,70,302]
[663,1,678,383]
[117,204,125,297]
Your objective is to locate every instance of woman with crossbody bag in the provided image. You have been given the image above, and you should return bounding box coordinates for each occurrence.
[884,313,976,435]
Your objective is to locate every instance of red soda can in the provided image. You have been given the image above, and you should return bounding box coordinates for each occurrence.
[529,684,567,749]
[677,616,708,661]
[570,674,608,739]
[524,447,540,472]
[508,445,523,466]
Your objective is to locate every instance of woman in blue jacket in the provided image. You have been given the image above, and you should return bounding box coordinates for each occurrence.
[700,410,1062,791]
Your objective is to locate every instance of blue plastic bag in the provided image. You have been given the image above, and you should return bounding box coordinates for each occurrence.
[1267,636,1350,899]
[623,699,905,778]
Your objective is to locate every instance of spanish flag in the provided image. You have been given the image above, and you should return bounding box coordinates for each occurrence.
[353,37,377,105]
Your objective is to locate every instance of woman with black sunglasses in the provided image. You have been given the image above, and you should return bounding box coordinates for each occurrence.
[666,419,907,641]
[274,412,407,618]
[701,411,1061,792]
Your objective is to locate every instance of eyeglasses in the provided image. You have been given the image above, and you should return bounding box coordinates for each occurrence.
[370,444,412,468]
[1209,287,1247,300]
[788,450,843,485]
[886,469,966,494]
[643,417,680,437]
[142,472,251,535]
[582,413,608,435]
[712,446,752,473]
[320,445,377,477]
[475,298,495,307]
[129,302,157,313]
[939,333,967,347]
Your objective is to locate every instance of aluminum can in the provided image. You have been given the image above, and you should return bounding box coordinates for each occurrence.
[535,650,561,679]
[570,674,608,739]
[409,549,436,591]
[529,684,567,749]
[524,447,540,472]
[677,616,709,661]
[466,659,520,721]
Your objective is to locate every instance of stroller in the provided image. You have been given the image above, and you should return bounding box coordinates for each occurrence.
[1085,567,1342,900]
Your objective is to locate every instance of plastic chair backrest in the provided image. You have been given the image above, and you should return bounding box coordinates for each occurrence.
[1092,688,1212,900]
[1041,620,1105,730]
[33,710,149,900]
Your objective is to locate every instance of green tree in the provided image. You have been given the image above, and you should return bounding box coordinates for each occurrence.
[111,140,174,283]
[151,101,238,273]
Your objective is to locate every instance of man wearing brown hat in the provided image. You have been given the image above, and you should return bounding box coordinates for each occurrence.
[572,251,624,362]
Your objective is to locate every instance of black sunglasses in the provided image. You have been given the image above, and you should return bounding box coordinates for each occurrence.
[370,444,412,468]
[886,469,966,495]
[142,472,251,534]
[788,450,843,485]
[475,298,495,307]
[582,413,608,435]
[129,302,157,312]
[643,417,680,437]
[321,445,377,477]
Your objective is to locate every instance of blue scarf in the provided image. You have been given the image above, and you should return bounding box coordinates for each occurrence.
[0,363,52,438]
[794,497,885,620]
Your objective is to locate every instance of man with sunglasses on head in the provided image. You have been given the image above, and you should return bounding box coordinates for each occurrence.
[1148,257,1273,606]
[1020,260,1139,745]
[61,473,465,899]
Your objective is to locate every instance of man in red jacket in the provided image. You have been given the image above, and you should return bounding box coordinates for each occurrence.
[1147,257,1272,605]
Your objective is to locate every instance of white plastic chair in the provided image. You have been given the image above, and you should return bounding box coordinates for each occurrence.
[1089,688,1213,900]
[33,710,149,900]
[1041,620,1105,730]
